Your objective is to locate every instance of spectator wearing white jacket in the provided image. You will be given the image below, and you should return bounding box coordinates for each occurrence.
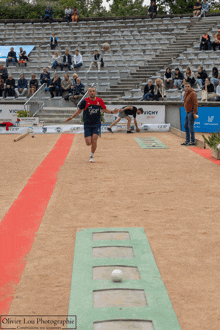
[50,52,61,70]
[73,50,83,69]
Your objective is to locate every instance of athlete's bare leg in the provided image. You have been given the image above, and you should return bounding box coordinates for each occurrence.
[91,134,99,153]
[125,116,131,131]
[85,136,92,147]
[109,117,121,129]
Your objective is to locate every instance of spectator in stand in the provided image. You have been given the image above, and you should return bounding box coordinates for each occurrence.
[28,74,38,98]
[4,75,15,98]
[195,66,207,89]
[184,67,195,87]
[164,67,174,89]
[211,67,220,89]
[72,7,79,22]
[61,49,72,71]
[51,52,61,70]
[50,33,58,50]
[173,68,184,89]
[69,78,85,104]
[0,65,8,82]
[200,32,211,51]
[65,6,72,23]
[87,50,103,73]
[201,78,215,101]
[141,79,154,101]
[49,74,61,98]
[215,80,220,101]
[212,30,220,51]
[73,49,83,69]
[15,74,28,97]
[193,0,202,17]
[181,79,186,101]
[44,5,53,23]
[199,0,209,17]
[148,1,157,19]
[72,73,78,85]
[0,78,4,97]
[6,47,17,67]
[60,74,72,97]
[18,47,28,66]
[154,78,165,101]
[40,67,50,87]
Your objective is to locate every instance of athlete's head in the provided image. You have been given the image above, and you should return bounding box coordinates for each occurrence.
[88,86,97,98]
[137,108,143,115]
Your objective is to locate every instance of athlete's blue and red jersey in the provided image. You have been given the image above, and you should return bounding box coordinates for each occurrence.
[79,97,106,125]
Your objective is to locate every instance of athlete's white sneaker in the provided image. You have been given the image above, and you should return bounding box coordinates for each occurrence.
[89,155,94,163]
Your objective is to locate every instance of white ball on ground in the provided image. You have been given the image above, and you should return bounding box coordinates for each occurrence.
[111,269,123,282]
[152,142,156,147]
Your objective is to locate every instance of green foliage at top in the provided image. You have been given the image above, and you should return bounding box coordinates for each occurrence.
[156,0,195,15]
[202,130,220,150]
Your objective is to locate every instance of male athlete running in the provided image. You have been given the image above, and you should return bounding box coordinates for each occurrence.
[65,86,118,163]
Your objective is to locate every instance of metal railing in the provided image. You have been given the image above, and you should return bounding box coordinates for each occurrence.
[24,83,46,117]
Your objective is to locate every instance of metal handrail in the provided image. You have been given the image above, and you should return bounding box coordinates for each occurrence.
[76,82,95,108]
[24,83,46,116]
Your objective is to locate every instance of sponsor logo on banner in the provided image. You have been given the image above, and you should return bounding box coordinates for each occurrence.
[56,127,62,133]
[208,116,214,123]
[9,127,19,131]
[42,127,47,133]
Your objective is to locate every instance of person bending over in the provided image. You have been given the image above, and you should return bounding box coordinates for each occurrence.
[107,106,143,133]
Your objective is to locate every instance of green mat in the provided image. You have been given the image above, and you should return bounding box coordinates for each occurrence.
[134,137,169,149]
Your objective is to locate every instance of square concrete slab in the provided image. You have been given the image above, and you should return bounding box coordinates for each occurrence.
[93,266,140,280]
[93,246,134,258]
[93,289,147,308]
[94,320,155,330]
[92,231,131,241]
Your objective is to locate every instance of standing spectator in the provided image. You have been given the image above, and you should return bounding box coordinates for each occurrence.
[199,0,209,17]
[60,74,72,97]
[4,75,15,98]
[200,32,211,51]
[0,65,8,82]
[148,1,157,19]
[44,5,53,23]
[0,78,4,97]
[6,47,17,67]
[184,67,195,87]
[164,67,174,89]
[51,52,61,70]
[195,66,207,89]
[73,49,83,69]
[50,33,58,50]
[40,67,50,87]
[72,7,79,23]
[18,47,28,67]
[28,74,38,98]
[15,74,28,97]
[65,6,72,23]
[181,82,198,146]
[211,67,220,89]
[201,78,215,101]
[193,0,202,17]
[61,49,72,71]
[215,80,220,101]
[49,74,61,98]
[154,78,165,101]
[212,30,220,51]
[87,50,103,73]
[173,68,184,89]
[69,78,85,104]
[141,79,154,101]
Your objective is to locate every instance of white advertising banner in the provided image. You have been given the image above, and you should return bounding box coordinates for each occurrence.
[0,104,24,121]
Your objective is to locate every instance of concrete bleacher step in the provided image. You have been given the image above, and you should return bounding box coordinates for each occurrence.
[37,107,81,125]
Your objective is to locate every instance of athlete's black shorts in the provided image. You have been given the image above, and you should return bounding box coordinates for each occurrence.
[84,123,101,138]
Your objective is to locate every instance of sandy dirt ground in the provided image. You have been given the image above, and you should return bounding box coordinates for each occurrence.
[1,132,220,330]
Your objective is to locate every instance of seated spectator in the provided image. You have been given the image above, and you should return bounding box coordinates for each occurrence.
[60,74,72,97]
[200,0,209,17]
[215,80,220,101]
[181,79,186,101]
[73,49,83,69]
[0,65,8,82]
[65,6,72,23]
[211,67,220,89]
[69,78,85,104]
[0,78,4,97]
[164,67,173,89]
[50,33,58,50]
[40,68,50,87]
[15,74,28,97]
[70,73,78,92]
[200,32,211,51]
[184,67,195,87]
[148,1,157,19]
[87,50,103,73]
[201,78,215,101]
[61,49,72,71]
[28,74,38,98]
[6,47,17,67]
[196,66,207,89]
[4,75,15,98]
[154,78,165,101]
[18,47,28,67]
[173,68,184,89]
[141,79,154,101]
[72,7,79,22]
[51,52,61,70]
[212,30,220,51]
[44,5,53,23]
[49,74,61,98]
[193,0,202,16]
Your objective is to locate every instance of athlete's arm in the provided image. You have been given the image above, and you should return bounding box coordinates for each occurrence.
[65,108,83,122]
[102,107,118,114]
[134,118,140,132]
